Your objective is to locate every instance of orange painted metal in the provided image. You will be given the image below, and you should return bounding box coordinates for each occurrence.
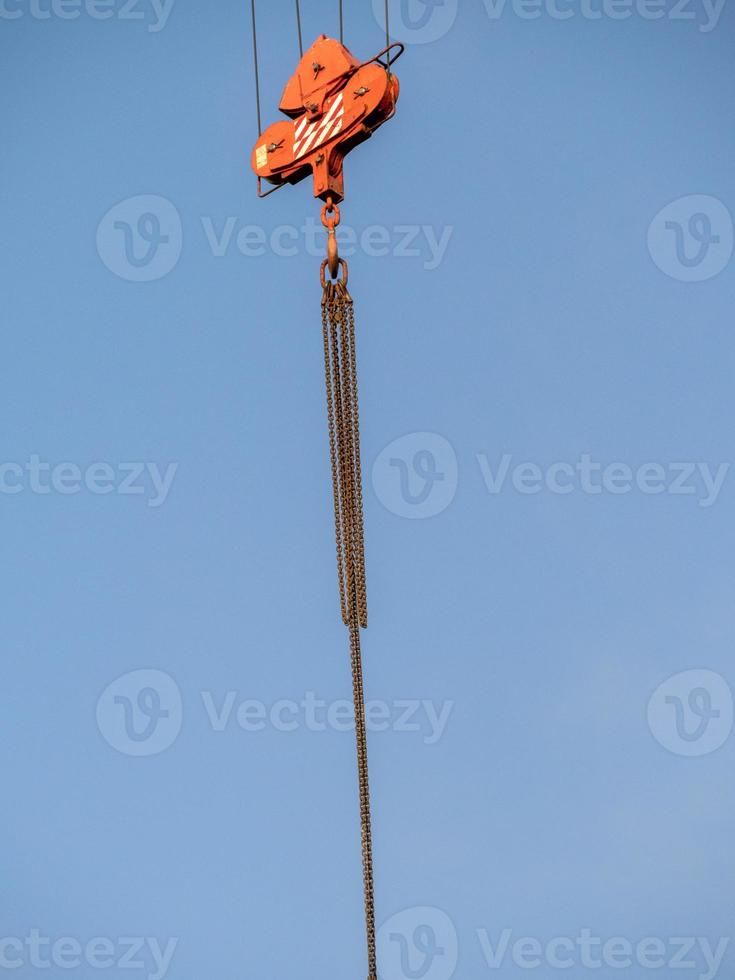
[321,200,341,278]
[250,35,401,203]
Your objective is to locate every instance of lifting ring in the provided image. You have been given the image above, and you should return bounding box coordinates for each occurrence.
[320,258,348,288]
[321,200,341,229]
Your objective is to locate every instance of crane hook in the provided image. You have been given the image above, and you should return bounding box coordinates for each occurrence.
[321,197,342,280]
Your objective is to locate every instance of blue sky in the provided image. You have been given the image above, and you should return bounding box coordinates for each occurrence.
[2,1,735,978]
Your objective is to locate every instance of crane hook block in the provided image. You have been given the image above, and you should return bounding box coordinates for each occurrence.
[251,35,401,204]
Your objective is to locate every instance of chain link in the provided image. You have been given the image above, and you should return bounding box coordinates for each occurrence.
[322,290,348,624]
[347,298,368,628]
[321,274,376,980]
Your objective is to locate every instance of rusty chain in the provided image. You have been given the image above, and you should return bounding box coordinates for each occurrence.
[321,268,376,980]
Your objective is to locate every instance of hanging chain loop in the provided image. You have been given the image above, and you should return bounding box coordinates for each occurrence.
[321,268,374,980]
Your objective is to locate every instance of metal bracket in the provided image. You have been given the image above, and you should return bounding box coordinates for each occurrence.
[256,176,286,199]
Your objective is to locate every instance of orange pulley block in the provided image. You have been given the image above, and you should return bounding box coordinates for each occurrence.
[251,35,403,205]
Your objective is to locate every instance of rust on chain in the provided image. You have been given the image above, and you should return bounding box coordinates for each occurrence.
[320,258,349,289]
[320,266,374,977]
[321,274,363,627]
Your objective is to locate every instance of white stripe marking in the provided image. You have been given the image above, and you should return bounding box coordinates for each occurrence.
[323,117,344,143]
[293,93,344,159]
